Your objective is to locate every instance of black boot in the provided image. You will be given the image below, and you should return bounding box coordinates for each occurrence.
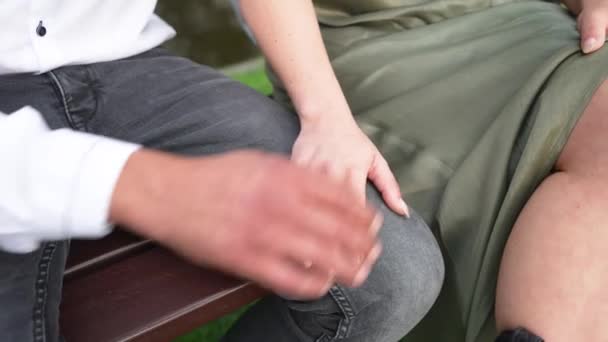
[496,328,545,342]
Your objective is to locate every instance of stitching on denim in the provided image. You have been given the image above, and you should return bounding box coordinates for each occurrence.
[47,71,78,130]
[313,286,356,342]
[33,242,58,342]
[316,334,331,342]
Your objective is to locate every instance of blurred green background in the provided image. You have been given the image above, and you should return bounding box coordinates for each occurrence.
[157,0,256,68]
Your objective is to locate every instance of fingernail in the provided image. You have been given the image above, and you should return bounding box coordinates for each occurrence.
[401,199,410,218]
[582,37,597,53]
[369,213,383,235]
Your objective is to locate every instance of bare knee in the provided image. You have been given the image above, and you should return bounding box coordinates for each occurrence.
[496,171,608,341]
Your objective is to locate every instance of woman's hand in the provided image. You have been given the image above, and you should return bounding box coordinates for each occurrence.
[565,0,608,53]
[293,114,409,217]
[237,0,408,216]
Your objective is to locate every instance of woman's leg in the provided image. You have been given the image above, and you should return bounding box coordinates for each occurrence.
[495,79,608,341]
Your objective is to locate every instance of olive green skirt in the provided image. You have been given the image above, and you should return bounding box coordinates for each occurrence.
[270,1,608,341]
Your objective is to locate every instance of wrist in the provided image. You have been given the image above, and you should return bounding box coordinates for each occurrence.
[109,149,182,241]
[296,97,356,128]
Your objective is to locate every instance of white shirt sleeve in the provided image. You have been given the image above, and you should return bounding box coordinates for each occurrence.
[0,107,140,253]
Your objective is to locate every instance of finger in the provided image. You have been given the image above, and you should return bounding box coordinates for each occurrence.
[368,155,410,217]
[274,168,383,284]
[297,167,381,226]
[351,242,383,287]
[252,224,363,285]
[286,192,381,267]
[282,177,382,274]
[299,181,382,242]
[277,163,380,236]
[239,253,334,300]
[579,11,607,53]
[345,168,367,206]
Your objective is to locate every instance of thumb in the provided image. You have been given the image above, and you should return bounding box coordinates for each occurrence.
[579,11,607,54]
[368,155,409,217]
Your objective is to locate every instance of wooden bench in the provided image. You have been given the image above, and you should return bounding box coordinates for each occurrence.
[60,230,267,342]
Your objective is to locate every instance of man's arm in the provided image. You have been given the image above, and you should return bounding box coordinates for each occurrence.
[0,107,380,298]
[0,106,138,253]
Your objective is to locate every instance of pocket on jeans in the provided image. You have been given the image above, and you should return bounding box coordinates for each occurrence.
[287,292,343,340]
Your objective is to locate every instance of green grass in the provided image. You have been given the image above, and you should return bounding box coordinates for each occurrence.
[173,305,252,342]
[228,67,273,95]
[174,65,268,342]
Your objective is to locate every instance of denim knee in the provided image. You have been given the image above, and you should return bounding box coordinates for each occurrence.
[355,210,444,341]
[223,185,444,342]
[288,209,444,342]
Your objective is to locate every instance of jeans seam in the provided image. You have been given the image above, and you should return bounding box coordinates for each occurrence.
[33,242,58,342]
[314,286,356,342]
[47,71,79,131]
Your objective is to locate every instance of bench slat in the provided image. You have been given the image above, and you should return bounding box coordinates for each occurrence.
[65,231,143,270]
[61,233,266,342]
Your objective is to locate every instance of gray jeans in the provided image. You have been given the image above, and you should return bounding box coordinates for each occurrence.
[0,48,444,342]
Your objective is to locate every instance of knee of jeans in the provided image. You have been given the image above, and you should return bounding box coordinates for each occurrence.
[359,210,444,339]
[287,212,445,341]
[390,229,443,325]
[389,237,444,327]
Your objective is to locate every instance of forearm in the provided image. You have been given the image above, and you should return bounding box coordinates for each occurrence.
[237,0,352,124]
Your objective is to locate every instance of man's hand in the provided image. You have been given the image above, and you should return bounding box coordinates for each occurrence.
[110,149,382,300]
[565,0,608,53]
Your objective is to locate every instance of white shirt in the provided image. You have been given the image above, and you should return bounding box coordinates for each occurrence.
[0,0,175,253]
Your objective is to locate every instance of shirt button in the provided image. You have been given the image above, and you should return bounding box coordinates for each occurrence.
[36,21,47,37]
